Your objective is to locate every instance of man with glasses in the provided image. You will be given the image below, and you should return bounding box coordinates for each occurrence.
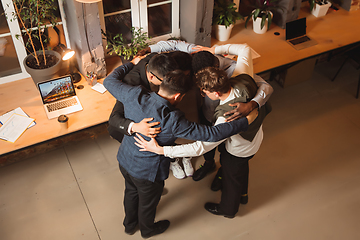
[107,53,177,143]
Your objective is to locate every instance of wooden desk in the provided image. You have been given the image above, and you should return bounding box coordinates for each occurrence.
[211,5,360,74]
[0,75,116,156]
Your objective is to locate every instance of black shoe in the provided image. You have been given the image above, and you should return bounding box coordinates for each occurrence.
[204,202,235,218]
[141,220,170,239]
[240,194,248,204]
[192,161,216,181]
[210,168,222,191]
[125,225,138,235]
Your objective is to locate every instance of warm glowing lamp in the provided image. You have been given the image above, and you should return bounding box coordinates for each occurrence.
[62,49,75,61]
[54,44,81,83]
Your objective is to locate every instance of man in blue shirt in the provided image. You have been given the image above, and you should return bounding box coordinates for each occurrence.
[103,55,257,238]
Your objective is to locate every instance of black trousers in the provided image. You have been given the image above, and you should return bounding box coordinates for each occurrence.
[218,144,254,216]
[119,165,164,236]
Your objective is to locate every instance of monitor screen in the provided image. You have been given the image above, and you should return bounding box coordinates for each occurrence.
[286,18,307,40]
[38,76,75,104]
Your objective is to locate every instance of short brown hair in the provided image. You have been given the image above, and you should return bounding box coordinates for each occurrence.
[195,67,230,94]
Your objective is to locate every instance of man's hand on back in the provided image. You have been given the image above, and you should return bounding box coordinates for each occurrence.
[224,101,258,122]
[131,55,146,65]
[131,118,161,137]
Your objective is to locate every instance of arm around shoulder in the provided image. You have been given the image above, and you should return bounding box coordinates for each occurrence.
[103,62,134,100]
[252,74,274,108]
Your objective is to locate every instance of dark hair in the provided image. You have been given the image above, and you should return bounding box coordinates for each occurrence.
[192,51,219,74]
[195,67,230,94]
[147,53,178,78]
[167,51,193,75]
[160,69,194,95]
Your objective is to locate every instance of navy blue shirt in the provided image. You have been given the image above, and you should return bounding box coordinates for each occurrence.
[104,62,249,182]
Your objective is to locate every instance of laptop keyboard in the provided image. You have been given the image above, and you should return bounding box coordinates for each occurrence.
[290,36,310,45]
[47,98,78,112]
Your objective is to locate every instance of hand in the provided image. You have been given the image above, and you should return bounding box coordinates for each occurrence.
[131,118,161,137]
[135,47,151,57]
[224,101,258,122]
[134,133,164,155]
[191,46,215,54]
[131,55,146,65]
[246,108,258,125]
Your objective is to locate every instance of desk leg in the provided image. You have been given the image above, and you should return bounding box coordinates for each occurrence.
[356,72,360,99]
[269,70,277,82]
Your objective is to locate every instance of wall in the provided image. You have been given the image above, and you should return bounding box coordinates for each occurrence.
[180,0,214,47]
[62,0,106,78]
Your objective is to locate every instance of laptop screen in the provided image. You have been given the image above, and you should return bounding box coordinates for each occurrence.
[286,18,307,40]
[38,75,76,104]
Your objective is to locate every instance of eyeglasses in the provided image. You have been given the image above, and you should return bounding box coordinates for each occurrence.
[150,71,162,82]
[146,63,162,82]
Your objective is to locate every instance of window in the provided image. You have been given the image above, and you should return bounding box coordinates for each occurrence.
[0,2,22,80]
[100,0,179,53]
[0,0,70,84]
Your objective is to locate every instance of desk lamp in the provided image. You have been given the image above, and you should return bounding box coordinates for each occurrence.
[53,43,81,83]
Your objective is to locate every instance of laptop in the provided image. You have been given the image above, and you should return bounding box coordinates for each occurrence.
[286,18,317,50]
[37,75,83,119]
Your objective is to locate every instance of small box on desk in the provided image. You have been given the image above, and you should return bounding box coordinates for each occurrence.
[275,57,317,88]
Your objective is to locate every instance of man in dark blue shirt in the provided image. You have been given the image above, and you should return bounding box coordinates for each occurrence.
[103,55,255,238]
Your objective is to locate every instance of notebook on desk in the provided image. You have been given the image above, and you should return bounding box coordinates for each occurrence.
[37,75,83,119]
[286,18,318,50]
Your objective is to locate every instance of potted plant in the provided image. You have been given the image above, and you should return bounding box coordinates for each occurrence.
[309,0,332,17]
[101,27,151,61]
[212,0,243,41]
[4,0,62,84]
[245,0,280,34]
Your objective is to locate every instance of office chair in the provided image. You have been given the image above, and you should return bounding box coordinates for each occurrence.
[331,45,360,99]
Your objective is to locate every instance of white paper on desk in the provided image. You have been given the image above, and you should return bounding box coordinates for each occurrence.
[91,83,107,94]
[0,107,36,128]
[0,113,35,143]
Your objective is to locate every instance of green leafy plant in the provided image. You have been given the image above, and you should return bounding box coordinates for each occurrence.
[245,0,281,30]
[101,27,151,60]
[212,0,243,28]
[4,0,58,67]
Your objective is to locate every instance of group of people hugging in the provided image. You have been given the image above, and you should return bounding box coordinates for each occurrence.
[103,40,273,238]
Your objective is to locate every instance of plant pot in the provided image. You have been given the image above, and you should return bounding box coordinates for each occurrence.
[214,24,234,41]
[252,11,273,34]
[24,50,62,85]
[311,2,331,17]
